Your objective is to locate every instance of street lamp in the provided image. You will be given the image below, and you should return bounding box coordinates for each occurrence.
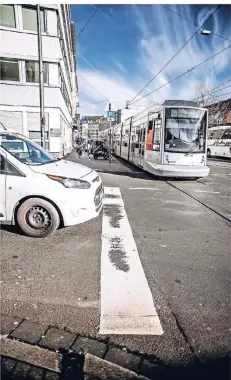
[201,29,211,35]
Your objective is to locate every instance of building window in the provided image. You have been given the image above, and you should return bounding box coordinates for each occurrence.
[25,61,48,84]
[0,4,16,28]
[29,131,49,140]
[22,6,45,32]
[58,14,72,92]
[0,58,19,81]
[60,69,72,115]
[28,130,49,150]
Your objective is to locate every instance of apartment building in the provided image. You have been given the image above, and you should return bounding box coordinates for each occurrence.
[0,4,78,157]
[80,116,106,141]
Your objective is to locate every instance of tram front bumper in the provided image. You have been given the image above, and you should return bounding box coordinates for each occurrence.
[145,161,210,178]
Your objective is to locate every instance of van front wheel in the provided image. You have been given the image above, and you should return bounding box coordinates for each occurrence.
[17,198,60,238]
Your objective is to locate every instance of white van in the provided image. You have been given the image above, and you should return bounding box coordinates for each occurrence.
[207,125,231,158]
[0,126,103,238]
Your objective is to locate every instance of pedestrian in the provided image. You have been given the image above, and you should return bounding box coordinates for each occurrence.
[87,140,92,161]
[76,135,84,158]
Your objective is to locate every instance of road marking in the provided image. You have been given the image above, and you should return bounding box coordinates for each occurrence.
[194,190,220,194]
[100,187,163,335]
[129,187,163,191]
[208,161,231,168]
[209,173,230,176]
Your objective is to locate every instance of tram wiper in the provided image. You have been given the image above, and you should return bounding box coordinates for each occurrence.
[185,143,198,156]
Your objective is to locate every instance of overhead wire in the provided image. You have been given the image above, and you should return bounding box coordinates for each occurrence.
[129,5,222,104]
[130,44,231,105]
[80,99,108,106]
[160,5,231,42]
[201,91,231,102]
[193,79,231,101]
[203,85,231,94]
[77,72,109,101]
[209,78,231,90]
[76,5,100,39]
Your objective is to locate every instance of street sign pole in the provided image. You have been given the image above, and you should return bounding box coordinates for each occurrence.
[109,120,112,164]
[108,102,112,164]
[37,4,45,148]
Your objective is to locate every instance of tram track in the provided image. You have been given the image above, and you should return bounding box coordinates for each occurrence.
[197,179,231,196]
[111,155,231,223]
[166,180,231,224]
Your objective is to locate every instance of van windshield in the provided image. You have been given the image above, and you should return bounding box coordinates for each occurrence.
[0,133,57,165]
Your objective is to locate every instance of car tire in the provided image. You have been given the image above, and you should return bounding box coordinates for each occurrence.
[16,198,60,238]
[207,148,211,157]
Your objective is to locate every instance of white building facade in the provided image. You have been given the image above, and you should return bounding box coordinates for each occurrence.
[0,4,78,158]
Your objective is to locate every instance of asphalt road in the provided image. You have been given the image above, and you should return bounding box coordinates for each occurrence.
[1,153,230,371]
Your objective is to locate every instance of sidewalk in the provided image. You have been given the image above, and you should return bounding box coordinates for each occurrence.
[1,313,230,380]
[1,313,170,380]
[64,150,146,176]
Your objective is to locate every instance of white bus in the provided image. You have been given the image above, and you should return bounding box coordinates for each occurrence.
[207,125,231,158]
[109,100,210,178]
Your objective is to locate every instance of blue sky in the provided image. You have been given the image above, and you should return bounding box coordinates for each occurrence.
[71,4,231,116]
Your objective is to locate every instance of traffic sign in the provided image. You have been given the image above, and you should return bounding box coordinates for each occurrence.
[107,111,116,121]
[104,99,116,112]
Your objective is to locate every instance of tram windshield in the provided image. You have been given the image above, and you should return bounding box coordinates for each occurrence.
[165,108,207,153]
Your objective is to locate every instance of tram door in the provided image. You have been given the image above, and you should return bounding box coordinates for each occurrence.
[152,118,161,163]
[138,125,145,167]
[130,124,136,163]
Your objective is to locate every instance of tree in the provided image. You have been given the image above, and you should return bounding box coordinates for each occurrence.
[194,84,231,126]
[194,83,218,107]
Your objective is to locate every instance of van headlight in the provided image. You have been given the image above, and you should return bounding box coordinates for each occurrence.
[47,175,91,189]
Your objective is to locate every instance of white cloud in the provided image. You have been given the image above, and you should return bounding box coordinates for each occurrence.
[78,69,150,115]
[90,4,123,31]
[112,59,126,73]
[78,5,231,116]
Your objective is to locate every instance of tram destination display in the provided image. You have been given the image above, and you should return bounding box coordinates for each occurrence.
[170,108,202,118]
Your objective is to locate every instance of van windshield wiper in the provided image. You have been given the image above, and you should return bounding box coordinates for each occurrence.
[34,158,60,166]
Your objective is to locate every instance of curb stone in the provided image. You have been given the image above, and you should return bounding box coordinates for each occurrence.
[1,337,148,380]
[0,314,171,380]
[1,314,230,380]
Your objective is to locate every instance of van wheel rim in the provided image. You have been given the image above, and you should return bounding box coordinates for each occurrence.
[26,206,51,231]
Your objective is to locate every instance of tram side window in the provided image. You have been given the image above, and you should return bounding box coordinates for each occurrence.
[208,130,222,140]
[153,120,161,151]
[141,127,146,142]
[221,129,231,140]
[122,131,128,146]
[135,128,140,148]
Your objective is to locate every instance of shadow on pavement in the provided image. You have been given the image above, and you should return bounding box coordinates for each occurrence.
[0,225,24,236]
[1,352,230,380]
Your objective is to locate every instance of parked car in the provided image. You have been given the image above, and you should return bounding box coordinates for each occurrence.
[0,126,103,238]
